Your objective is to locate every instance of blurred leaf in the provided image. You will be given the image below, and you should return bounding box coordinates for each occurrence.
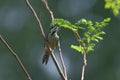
[51,19,78,32]
[87,43,95,52]
[71,45,83,54]
[105,0,120,16]
[75,18,87,25]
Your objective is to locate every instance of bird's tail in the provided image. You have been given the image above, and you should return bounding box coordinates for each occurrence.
[42,46,51,64]
[42,54,49,64]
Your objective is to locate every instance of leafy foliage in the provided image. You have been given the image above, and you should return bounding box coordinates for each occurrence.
[105,0,120,16]
[51,18,111,54]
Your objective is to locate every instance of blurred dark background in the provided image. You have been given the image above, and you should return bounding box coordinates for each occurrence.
[0,0,120,80]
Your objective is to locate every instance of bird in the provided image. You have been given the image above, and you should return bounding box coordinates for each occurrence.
[42,26,60,64]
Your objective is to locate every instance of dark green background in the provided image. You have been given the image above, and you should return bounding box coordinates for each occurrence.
[0,0,120,80]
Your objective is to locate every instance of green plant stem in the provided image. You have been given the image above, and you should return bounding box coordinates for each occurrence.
[0,35,32,80]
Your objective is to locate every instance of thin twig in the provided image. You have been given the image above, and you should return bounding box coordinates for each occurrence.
[25,0,65,79]
[81,54,87,80]
[0,35,32,80]
[25,0,46,41]
[42,0,54,22]
[58,40,67,80]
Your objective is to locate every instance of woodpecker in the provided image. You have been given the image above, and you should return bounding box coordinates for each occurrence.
[42,26,60,64]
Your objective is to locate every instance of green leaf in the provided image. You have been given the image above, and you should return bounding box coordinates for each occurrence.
[103,18,111,22]
[75,18,87,25]
[51,18,78,32]
[87,21,93,26]
[100,31,106,35]
[71,45,83,54]
[96,36,103,40]
[87,43,95,52]
[94,39,99,42]
[105,0,120,16]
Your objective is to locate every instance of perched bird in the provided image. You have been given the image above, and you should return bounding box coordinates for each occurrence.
[42,26,60,64]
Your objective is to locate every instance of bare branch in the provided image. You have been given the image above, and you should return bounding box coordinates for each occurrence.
[25,0,66,79]
[0,35,32,80]
[25,0,46,41]
[42,0,54,22]
[51,51,66,80]
[81,54,87,80]
[58,40,68,80]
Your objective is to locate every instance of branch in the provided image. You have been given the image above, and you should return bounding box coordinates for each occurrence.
[50,51,66,80]
[0,35,32,80]
[81,54,87,80]
[25,0,66,79]
[25,0,46,41]
[42,0,54,22]
[58,40,68,80]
